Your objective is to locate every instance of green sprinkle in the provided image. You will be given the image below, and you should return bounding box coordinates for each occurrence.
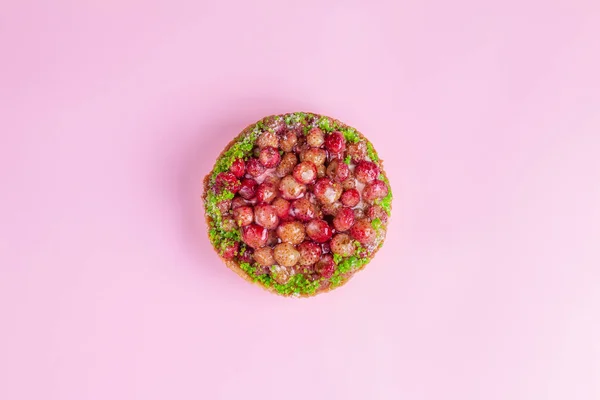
[317,116,334,132]
[371,217,382,230]
[335,256,369,274]
[366,141,379,162]
[330,274,343,288]
[340,127,360,143]
[373,175,392,215]
[333,254,343,264]
[284,112,310,127]
[271,273,321,296]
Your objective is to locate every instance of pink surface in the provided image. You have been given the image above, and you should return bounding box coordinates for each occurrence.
[1,1,599,399]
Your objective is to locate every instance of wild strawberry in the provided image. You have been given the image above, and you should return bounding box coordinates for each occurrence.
[246,158,265,177]
[255,182,278,204]
[354,161,379,184]
[349,219,377,245]
[324,131,346,154]
[313,178,342,205]
[293,161,318,184]
[297,241,322,266]
[315,254,335,278]
[333,207,355,232]
[238,178,258,199]
[215,172,241,193]
[254,204,279,229]
[273,243,301,267]
[259,146,281,168]
[341,189,360,207]
[230,158,245,178]
[290,198,317,222]
[306,219,333,243]
[241,224,268,248]
[363,179,388,202]
[233,206,254,227]
[278,175,306,200]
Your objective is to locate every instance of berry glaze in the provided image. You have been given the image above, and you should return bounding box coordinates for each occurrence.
[203,113,392,297]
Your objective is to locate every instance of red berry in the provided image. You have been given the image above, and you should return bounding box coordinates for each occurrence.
[324,131,346,153]
[230,158,245,178]
[313,177,342,205]
[297,241,322,265]
[231,196,248,209]
[216,199,232,215]
[306,219,333,243]
[306,127,325,147]
[300,148,327,166]
[273,243,301,267]
[330,233,356,257]
[341,189,360,207]
[272,197,291,220]
[315,254,335,278]
[326,159,350,182]
[321,241,331,254]
[233,205,254,227]
[333,207,355,232]
[279,130,298,152]
[238,178,258,199]
[275,152,298,177]
[293,161,317,184]
[246,158,266,177]
[221,242,239,260]
[242,224,268,248]
[363,179,389,202]
[276,221,305,245]
[259,146,281,168]
[366,204,389,224]
[256,131,279,148]
[350,219,377,245]
[254,204,279,229]
[290,198,317,222]
[253,246,274,266]
[256,182,278,204]
[215,172,241,193]
[354,161,379,184]
[347,141,367,163]
[278,175,306,200]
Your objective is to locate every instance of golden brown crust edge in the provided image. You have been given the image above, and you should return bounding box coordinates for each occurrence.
[201,113,391,298]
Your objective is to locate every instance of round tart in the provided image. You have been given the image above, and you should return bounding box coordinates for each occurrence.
[203,112,392,297]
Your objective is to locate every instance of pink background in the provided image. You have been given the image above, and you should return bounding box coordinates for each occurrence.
[1,1,599,399]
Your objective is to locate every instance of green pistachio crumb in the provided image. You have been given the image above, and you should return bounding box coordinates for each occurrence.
[330,274,343,288]
[340,127,360,143]
[317,116,334,132]
[371,217,382,230]
[366,141,379,162]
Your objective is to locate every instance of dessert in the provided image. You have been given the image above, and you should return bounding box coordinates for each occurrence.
[203,112,392,297]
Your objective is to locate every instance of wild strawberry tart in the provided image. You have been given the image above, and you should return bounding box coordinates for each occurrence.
[203,113,392,296]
